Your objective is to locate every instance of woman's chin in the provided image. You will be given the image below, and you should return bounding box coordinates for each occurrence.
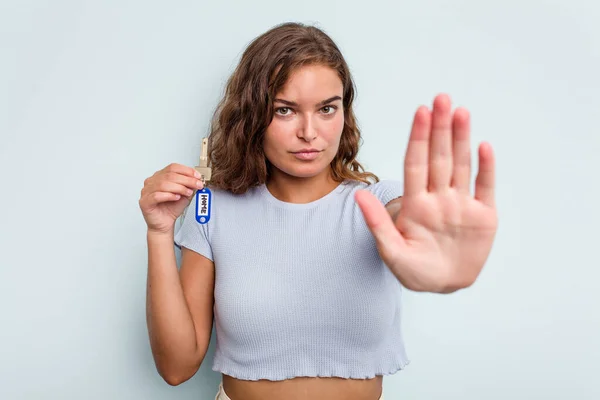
[279,164,331,180]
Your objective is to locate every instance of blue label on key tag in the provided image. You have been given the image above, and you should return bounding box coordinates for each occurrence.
[195,187,212,224]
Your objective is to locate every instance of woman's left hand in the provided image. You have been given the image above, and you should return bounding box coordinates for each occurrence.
[355,94,498,293]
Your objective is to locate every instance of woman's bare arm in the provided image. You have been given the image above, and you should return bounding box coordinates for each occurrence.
[146,231,215,385]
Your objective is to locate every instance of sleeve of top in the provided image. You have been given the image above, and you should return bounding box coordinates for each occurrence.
[364,179,404,205]
[173,198,214,261]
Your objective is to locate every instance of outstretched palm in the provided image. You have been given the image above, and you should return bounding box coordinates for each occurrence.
[355,94,498,293]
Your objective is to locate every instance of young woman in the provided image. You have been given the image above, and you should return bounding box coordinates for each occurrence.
[139,22,497,400]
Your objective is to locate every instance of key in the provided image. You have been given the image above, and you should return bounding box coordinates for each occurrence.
[194,137,212,185]
[193,137,212,224]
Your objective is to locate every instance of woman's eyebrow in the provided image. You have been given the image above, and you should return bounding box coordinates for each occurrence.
[274,96,342,107]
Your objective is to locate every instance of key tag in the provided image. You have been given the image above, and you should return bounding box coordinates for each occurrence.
[193,138,212,225]
[195,186,212,224]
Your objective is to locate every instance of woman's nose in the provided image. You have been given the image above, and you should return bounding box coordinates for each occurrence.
[297,115,317,141]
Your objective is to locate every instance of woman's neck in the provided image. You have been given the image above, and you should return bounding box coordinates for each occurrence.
[266,170,341,204]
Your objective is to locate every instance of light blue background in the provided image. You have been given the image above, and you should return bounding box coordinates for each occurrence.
[2,1,599,399]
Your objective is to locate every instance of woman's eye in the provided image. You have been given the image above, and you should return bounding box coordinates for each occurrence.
[321,105,337,114]
[275,106,337,116]
[276,107,291,115]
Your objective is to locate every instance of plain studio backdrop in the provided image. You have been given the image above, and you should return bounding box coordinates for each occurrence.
[1,0,599,399]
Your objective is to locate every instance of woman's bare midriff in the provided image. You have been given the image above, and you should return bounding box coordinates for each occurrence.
[222,374,383,400]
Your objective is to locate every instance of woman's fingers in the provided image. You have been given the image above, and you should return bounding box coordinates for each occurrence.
[142,170,203,197]
[405,95,474,196]
[162,171,204,191]
[451,107,472,194]
[428,94,453,191]
[139,189,183,212]
[354,190,405,260]
[474,142,496,208]
[155,180,196,198]
[145,191,182,208]
[163,162,202,179]
[141,180,191,208]
[403,106,432,196]
[160,163,204,191]
[140,164,204,212]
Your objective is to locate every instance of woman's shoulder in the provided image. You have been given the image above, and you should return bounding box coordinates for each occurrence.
[346,178,403,191]
[354,178,404,204]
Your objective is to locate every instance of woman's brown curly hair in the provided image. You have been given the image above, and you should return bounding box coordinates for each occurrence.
[207,22,379,194]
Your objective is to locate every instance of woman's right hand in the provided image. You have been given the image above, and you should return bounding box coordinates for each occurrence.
[139,163,204,235]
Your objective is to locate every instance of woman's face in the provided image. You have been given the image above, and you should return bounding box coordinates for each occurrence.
[263,64,344,181]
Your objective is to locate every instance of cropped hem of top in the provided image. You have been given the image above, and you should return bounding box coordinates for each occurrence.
[174,178,410,382]
[213,357,411,382]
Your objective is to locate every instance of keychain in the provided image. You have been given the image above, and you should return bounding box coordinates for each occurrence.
[189,137,213,225]
[195,184,211,224]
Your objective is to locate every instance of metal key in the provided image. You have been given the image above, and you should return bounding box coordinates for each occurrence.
[194,137,212,185]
